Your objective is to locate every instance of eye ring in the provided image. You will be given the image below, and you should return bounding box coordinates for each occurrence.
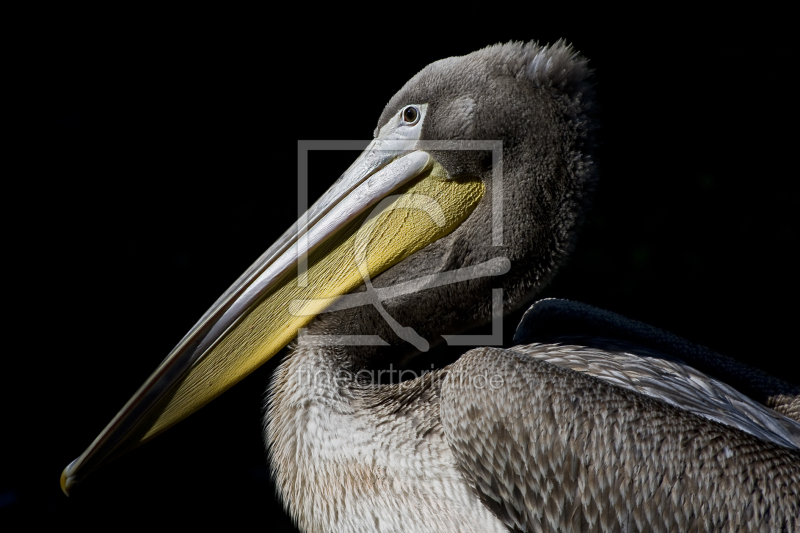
[402,105,420,125]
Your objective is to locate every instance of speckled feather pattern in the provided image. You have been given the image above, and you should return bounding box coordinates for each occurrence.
[513,342,800,450]
[514,299,800,424]
[441,348,800,532]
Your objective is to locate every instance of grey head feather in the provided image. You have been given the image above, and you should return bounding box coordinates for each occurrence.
[308,41,598,371]
[376,40,593,134]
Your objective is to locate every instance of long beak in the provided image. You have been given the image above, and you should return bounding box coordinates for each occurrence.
[61,137,486,494]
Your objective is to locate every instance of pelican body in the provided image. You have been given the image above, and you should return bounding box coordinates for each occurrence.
[63,42,799,532]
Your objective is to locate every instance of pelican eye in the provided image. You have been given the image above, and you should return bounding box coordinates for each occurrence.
[402,106,420,125]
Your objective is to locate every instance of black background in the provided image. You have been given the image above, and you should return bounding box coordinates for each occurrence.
[8,7,798,531]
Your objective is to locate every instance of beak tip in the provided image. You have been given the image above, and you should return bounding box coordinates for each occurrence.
[60,459,78,497]
[60,469,70,497]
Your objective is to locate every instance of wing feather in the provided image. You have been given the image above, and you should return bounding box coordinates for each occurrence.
[513,341,800,449]
[441,347,800,532]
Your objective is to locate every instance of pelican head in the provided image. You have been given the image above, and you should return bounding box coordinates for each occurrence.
[61,41,597,498]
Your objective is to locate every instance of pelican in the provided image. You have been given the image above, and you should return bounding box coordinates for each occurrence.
[62,41,799,532]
